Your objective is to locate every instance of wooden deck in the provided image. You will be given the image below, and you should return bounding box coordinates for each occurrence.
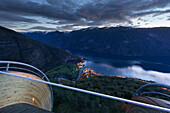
[132,96,170,109]
[0,103,53,113]
[0,72,52,111]
[126,96,170,113]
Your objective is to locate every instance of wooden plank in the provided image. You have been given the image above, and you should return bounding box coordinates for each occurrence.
[126,96,170,113]
[0,72,52,111]
[0,103,53,113]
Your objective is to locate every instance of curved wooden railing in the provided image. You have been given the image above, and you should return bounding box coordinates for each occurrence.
[0,61,53,110]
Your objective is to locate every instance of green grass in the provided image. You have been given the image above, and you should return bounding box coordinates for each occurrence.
[72,71,79,78]
[49,78,59,83]
[46,64,79,78]
[62,80,72,84]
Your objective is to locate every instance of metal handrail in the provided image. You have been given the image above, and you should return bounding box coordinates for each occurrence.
[140,92,170,98]
[0,61,53,110]
[134,83,170,98]
[0,67,41,78]
[0,61,47,78]
[0,71,170,112]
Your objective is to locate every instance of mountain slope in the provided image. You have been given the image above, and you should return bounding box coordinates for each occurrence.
[0,26,80,72]
[24,27,170,57]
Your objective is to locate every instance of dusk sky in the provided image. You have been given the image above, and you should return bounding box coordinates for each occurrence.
[0,0,170,32]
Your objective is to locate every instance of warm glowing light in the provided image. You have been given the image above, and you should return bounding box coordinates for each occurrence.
[162,88,170,91]
[32,97,35,102]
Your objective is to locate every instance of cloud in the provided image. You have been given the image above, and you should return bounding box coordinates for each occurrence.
[46,22,59,25]
[0,0,170,31]
[18,26,57,31]
[29,26,57,30]
[136,0,170,11]
[0,0,79,21]
[0,11,39,23]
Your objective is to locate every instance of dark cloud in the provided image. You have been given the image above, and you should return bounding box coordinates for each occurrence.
[56,25,78,31]
[29,26,56,30]
[158,9,170,15]
[76,1,130,22]
[0,0,170,31]
[46,22,59,25]
[133,9,170,18]
[17,26,56,31]
[136,0,170,11]
[0,0,79,21]
[0,11,39,23]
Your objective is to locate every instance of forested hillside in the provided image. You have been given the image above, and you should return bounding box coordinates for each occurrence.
[0,26,80,72]
[52,76,170,113]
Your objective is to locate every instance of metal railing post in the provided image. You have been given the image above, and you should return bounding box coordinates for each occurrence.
[6,63,10,72]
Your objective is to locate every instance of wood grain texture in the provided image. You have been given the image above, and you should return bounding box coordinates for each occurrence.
[0,103,53,113]
[0,72,52,111]
[126,96,170,113]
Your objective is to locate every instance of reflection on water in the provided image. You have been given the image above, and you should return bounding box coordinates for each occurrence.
[71,51,170,85]
[83,60,170,85]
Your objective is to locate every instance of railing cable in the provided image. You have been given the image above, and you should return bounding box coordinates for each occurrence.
[0,71,170,112]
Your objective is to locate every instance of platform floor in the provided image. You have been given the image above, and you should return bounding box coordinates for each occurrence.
[0,103,53,113]
[0,72,52,110]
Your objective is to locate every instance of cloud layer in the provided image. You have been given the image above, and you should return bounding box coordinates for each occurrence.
[0,0,170,31]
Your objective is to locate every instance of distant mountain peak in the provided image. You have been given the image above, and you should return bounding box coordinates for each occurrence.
[24,27,170,57]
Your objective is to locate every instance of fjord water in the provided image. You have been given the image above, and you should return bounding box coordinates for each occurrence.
[74,52,170,85]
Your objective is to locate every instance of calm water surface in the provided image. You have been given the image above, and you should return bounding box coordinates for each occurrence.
[73,52,170,85]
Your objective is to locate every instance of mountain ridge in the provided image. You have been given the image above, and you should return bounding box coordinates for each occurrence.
[0,26,80,72]
[23,27,170,57]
